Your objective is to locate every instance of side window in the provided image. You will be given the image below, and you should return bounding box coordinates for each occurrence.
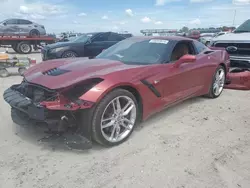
[108,33,125,41]
[18,19,32,24]
[92,33,110,42]
[5,19,18,24]
[194,41,206,54]
[170,42,195,62]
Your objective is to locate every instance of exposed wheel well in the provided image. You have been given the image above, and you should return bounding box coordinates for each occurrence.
[116,85,143,122]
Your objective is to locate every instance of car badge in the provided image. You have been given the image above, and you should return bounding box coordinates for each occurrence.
[226,46,237,52]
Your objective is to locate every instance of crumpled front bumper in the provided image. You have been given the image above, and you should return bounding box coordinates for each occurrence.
[3,86,93,149]
[4,87,50,121]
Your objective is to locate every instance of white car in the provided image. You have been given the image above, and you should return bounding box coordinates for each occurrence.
[209,19,250,68]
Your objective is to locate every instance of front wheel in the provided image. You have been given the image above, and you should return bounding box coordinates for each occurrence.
[91,89,138,146]
[206,65,226,98]
[61,51,78,58]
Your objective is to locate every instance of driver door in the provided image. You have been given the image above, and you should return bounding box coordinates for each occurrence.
[84,32,111,58]
[159,41,203,106]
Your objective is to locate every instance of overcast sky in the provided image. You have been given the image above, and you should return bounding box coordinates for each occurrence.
[0,0,250,34]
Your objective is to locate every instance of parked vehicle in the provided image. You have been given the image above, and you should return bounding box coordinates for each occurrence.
[3,36,229,148]
[41,32,126,60]
[214,31,228,38]
[187,30,200,40]
[199,33,215,46]
[209,19,250,69]
[0,19,46,36]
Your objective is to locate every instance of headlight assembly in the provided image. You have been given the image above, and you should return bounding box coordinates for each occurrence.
[50,47,66,53]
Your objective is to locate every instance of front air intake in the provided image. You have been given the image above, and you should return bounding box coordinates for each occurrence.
[42,67,70,76]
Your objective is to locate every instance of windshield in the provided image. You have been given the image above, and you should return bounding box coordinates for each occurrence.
[71,33,94,43]
[234,19,250,33]
[96,38,170,65]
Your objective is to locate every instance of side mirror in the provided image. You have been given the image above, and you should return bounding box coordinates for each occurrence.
[174,54,196,68]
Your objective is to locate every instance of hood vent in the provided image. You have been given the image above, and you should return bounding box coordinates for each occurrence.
[42,67,70,76]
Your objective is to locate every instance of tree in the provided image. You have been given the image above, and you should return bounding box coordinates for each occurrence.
[180,26,189,33]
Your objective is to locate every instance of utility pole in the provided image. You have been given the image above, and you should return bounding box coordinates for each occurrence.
[233,9,236,26]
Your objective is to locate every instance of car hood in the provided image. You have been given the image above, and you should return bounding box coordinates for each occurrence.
[211,32,250,42]
[24,58,150,89]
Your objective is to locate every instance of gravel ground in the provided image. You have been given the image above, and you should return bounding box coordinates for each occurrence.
[0,49,250,188]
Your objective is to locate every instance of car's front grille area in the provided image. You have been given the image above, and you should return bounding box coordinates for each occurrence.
[214,42,250,56]
[12,81,58,103]
[42,67,70,76]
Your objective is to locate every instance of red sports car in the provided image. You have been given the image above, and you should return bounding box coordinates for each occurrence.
[3,36,230,147]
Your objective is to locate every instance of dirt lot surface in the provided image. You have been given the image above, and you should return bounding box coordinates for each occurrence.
[0,49,250,188]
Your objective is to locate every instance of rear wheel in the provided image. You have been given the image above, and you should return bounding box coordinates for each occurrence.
[0,68,9,77]
[12,44,20,53]
[29,29,40,37]
[91,89,138,146]
[206,65,225,98]
[62,51,78,58]
[17,42,32,54]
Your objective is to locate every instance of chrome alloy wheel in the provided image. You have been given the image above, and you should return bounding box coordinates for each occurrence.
[100,96,137,143]
[213,68,225,96]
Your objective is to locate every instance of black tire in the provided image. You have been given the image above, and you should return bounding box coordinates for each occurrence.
[61,51,78,58]
[91,89,139,147]
[11,44,19,53]
[206,65,226,98]
[17,42,32,54]
[11,108,30,126]
[29,29,40,37]
[18,67,27,76]
[0,68,9,77]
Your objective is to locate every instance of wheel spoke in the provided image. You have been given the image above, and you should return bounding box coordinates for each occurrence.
[120,122,132,130]
[122,104,134,116]
[215,71,220,81]
[213,84,219,95]
[111,101,117,113]
[116,97,121,111]
[219,71,225,80]
[123,118,133,125]
[102,119,115,128]
[109,125,116,140]
[122,101,132,112]
[114,126,121,140]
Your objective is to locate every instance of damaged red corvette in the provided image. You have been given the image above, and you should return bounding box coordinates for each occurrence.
[3,36,230,147]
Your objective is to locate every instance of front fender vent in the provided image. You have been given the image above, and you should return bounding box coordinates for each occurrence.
[42,68,70,76]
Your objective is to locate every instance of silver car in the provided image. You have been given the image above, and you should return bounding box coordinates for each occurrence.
[0,19,46,36]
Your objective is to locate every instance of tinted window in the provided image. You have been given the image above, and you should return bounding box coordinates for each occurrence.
[92,33,110,42]
[194,41,206,54]
[18,19,32,24]
[5,19,18,24]
[108,33,125,41]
